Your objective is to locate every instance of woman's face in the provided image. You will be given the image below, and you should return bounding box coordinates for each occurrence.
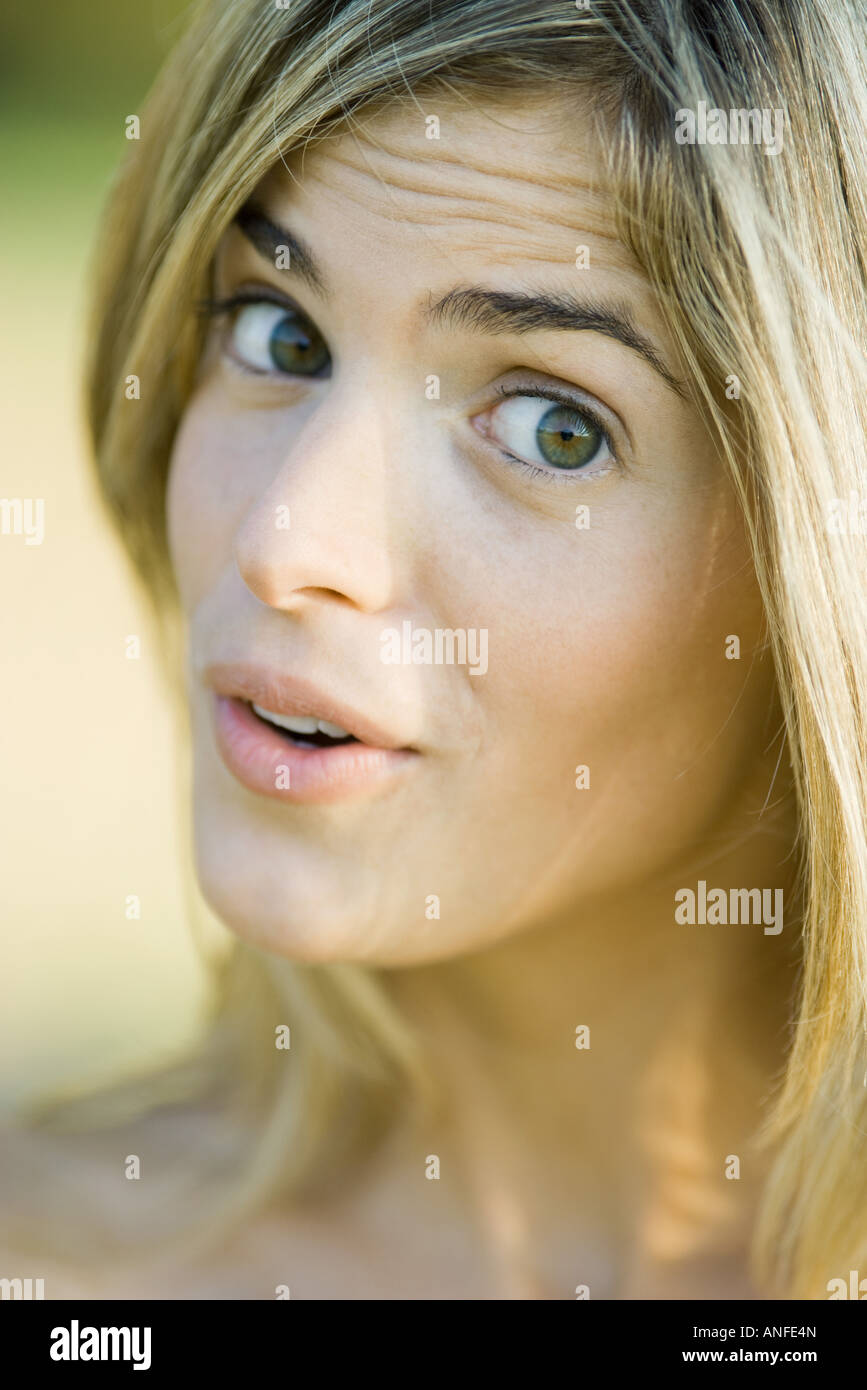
[167,93,777,966]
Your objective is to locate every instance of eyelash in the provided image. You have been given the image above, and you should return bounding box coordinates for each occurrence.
[200,293,618,485]
[200,289,293,318]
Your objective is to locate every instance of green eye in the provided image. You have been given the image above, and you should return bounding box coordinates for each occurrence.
[231,301,330,376]
[535,404,603,469]
[485,393,613,473]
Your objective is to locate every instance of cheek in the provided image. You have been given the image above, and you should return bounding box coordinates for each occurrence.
[166,398,241,610]
[482,480,767,810]
[580,507,755,709]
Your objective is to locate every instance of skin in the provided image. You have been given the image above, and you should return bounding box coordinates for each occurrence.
[163,92,799,1297]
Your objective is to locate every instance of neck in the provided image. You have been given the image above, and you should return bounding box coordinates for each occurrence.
[385,792,799,1296]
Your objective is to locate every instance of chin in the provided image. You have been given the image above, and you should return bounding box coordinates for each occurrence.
[192,824,504,967]
[193,843,377,967]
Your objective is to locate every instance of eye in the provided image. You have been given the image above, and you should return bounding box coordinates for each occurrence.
[479,391,614,473]
[228,300,331,376]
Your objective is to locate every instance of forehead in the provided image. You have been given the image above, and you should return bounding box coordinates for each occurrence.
[255,92,644,289]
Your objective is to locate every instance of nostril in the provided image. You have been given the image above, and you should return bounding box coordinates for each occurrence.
[297,586,355,605]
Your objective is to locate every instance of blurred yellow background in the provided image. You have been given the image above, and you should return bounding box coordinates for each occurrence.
[0,0,225,1110]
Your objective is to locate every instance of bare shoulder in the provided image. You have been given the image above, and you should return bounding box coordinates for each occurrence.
[0,1107,448,1299]
[0,1106,484,1299]
[0,1100,258,1299]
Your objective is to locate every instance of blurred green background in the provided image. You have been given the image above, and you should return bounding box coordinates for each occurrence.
[0,0,225,1109]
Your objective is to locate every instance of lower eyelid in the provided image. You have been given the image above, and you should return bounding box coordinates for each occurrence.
[502,451,617,486]
[221,344,271,378]
[219,348,318,395]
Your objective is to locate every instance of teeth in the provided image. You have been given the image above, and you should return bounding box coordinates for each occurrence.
[317,719,350,738]
[252,704,351,740]
[253,706,318,734]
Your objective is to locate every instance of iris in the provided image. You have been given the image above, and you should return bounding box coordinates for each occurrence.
[536,405,601,469]
[268,310,330,375]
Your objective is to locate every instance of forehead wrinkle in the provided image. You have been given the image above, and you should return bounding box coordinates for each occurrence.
[317,141,612,227]
[296,150,630,280]
[387,221,641,287]
[325,135,603,199]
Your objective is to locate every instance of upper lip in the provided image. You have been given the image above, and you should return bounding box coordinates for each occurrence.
[203,661,415,751]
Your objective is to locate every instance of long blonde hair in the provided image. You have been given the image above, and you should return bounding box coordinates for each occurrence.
[30,0,867,1297]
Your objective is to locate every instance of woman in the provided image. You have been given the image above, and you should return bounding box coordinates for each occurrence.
[3,0,865,1300]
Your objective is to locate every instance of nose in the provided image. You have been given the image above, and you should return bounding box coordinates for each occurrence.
[233,374,410,615]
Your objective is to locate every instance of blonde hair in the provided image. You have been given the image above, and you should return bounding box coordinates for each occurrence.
[30,0,867,1296]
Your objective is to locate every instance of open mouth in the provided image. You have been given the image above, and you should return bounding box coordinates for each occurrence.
[210,676,416,803]
[248,701,360,750]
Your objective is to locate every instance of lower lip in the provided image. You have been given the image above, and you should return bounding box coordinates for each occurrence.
[212,696,417,804]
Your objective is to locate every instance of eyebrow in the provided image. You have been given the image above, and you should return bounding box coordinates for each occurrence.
[235,205,327,294]
[426,287,685,395]
[235,204,684,395]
